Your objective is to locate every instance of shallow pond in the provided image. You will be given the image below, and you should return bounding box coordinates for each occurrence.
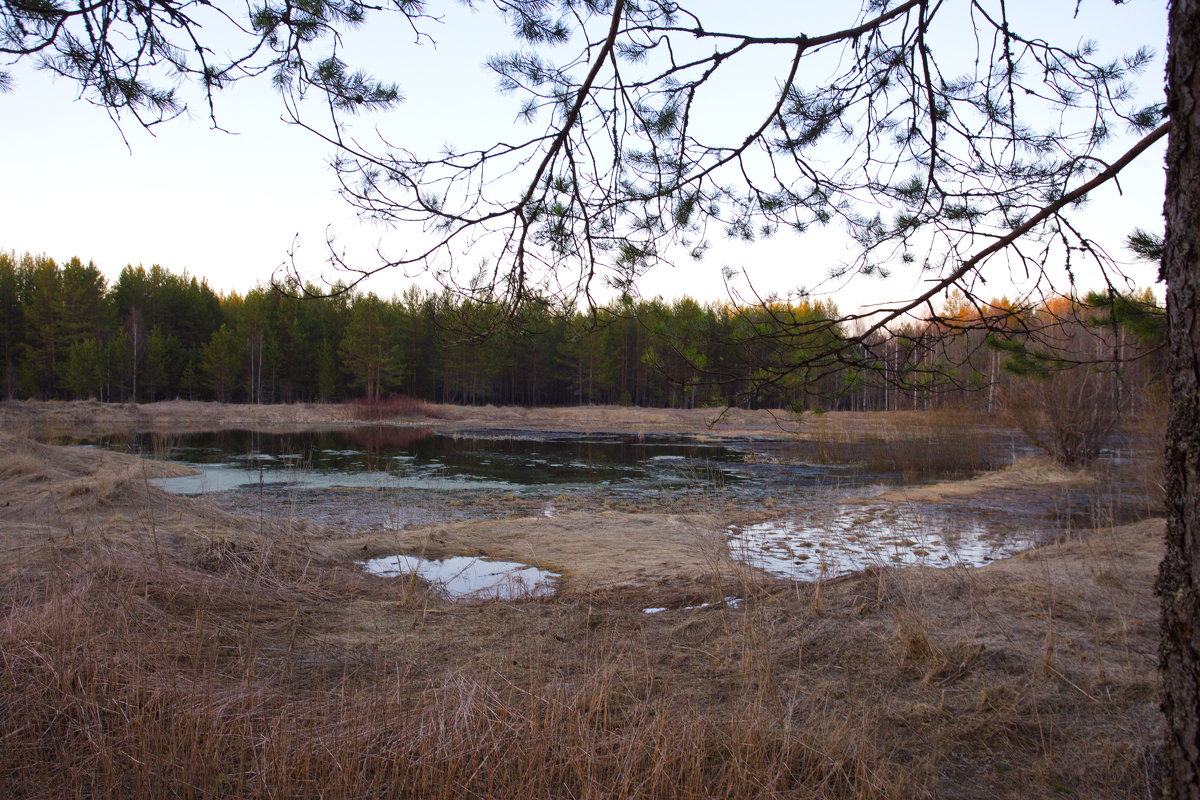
[88,426,1150,584]
[122,427,765,495]
[97,425,1023,499]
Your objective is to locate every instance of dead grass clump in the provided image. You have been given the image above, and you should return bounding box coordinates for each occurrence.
[0,451,49,482]
[892,610,984,684]
[349,395,444,421]
[194,532,273,574]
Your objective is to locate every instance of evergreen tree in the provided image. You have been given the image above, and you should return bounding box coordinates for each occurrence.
[62,338,105,400]
[0,252,23,398]
[339,293,403,401]
[200,325,244,402]
[19,254,65,397]
[316,340,341,403]
[106,332,135,402]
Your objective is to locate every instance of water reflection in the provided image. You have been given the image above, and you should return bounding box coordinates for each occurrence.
[104,428,774,495]
[99,426,1023,500]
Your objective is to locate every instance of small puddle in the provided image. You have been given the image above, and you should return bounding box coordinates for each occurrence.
[643,597,742,614]
[727,502,1037,581]
[359,554,559,600]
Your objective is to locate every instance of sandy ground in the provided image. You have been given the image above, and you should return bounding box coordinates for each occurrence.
[0,408,1167,798]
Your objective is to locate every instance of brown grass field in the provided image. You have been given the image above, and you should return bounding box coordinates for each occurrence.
[0,400,1164,799]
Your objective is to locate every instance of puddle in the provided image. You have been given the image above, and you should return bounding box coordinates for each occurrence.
[643,597,742,614]
[152,465,521,495]
[727,501,1039,581]
[359,554,559,600]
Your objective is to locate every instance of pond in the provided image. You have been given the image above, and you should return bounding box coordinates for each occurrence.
[89,426,1148,585]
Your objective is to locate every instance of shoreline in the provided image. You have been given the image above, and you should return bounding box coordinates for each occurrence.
[1,397,1003,440]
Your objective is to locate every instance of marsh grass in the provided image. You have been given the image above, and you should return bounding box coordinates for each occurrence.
[802,410,1000,479]
[0,451,48,481]
[0,417,1166,800]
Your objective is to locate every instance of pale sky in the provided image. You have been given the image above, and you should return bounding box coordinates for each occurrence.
[0,1,1170,311]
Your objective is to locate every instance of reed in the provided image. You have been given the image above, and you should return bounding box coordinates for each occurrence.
[804,410,1000,479]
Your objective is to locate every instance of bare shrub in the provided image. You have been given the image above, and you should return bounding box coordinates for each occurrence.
[1000,363,1123,466]
[992,300,1144,466]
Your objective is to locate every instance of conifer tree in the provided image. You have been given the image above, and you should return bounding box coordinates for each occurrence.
[339,293,403,401]
[200,324,244,402]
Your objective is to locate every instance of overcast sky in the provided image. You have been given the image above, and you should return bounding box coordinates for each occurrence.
[0,1,1171,311]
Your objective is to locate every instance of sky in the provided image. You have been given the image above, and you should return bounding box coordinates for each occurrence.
[0,0,1171,312]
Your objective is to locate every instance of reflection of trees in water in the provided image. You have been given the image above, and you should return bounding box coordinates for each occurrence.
[338,427,435,454]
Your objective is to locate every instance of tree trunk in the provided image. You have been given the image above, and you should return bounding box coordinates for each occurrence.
[1159,1,1200,796]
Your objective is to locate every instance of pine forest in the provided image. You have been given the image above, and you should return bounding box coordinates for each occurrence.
[0,250,1165,425]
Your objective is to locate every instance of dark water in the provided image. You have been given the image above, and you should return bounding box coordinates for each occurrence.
[96,425,1028,494]
[89,426,1099,509]
[103,427,799,493]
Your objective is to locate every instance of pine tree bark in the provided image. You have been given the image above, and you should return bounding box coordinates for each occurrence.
[1159,1,1200,796]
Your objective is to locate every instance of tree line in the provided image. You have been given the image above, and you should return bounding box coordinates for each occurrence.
[0,250,1164,419]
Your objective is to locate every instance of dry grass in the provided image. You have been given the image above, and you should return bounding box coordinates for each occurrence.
[0,563,918,799]
[348,395,447,421]
[0,451,49,482]
[800,409,1000,479]
[0,422,1164,799]
[0,399,943,441]
[870,457,1092,504]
